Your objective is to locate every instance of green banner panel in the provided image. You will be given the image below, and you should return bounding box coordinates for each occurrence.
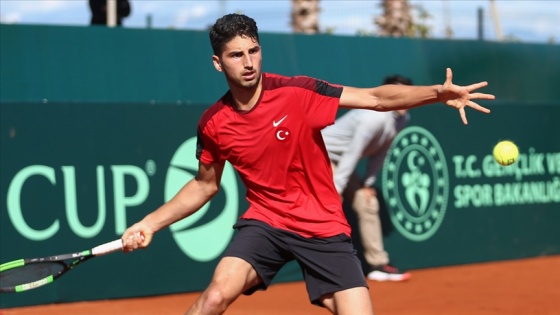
[0,102,247,307]
[371,101,560,271]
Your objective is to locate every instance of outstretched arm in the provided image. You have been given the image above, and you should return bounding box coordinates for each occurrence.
[121,161,224,251]
[339,68,495,124]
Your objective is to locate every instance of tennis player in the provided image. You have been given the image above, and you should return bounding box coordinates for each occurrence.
[122,13,494,314]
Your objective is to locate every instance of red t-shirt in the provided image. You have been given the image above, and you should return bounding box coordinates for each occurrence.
[197,73,351,238]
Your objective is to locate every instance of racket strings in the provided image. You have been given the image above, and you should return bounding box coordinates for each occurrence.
[0,263,66,288]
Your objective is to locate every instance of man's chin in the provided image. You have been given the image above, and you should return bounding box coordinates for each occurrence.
[227,73,261,90]
[241,75,261,89]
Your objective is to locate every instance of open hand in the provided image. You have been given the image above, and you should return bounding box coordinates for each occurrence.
[438,68,495,124]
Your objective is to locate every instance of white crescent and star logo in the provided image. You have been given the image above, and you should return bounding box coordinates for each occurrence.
[276,130,290,141]
[273,115,291,141]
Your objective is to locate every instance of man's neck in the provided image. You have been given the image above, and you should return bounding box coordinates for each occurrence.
[230,78,262,111]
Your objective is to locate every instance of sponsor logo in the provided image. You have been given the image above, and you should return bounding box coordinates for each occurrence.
[6,164,150,241]
[5,137,239,262]
[165,138,239,262]
[273,115,288,127]
[381,126,449,242]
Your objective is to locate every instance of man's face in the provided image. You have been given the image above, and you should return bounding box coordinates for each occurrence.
[213,35,262,90]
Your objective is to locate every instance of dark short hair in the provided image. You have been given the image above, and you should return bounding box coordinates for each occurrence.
[383,75,413,86]
[209,14,260,56]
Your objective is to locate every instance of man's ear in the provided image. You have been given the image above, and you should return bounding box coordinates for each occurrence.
[212,55,222,72]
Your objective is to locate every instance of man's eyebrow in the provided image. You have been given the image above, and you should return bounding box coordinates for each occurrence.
[226,45,260,55]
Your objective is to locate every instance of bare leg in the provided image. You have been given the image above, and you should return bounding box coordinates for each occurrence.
[321,287,374,315]
[185,256,261,315]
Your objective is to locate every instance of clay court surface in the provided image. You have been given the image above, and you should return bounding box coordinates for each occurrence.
[2,255,558,315]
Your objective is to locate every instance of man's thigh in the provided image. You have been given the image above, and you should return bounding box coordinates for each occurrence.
[291,234,368,305]
[321,286,374,315]
[209,256,262,296]
[223,222,292,293]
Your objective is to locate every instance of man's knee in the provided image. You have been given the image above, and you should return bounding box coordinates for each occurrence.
[198,286,232,313]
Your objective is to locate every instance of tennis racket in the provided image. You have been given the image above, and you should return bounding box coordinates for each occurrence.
[0,238,124,293]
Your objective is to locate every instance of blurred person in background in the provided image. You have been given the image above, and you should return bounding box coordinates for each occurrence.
[89,0,131,26]
[322,74,414,282]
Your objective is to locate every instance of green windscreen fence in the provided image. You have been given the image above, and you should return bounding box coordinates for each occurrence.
[1,24,559,308]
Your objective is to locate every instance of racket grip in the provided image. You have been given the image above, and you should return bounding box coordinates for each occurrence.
[92,239,123,256]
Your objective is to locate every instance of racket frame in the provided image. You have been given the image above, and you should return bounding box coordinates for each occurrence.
[0,239,122,293]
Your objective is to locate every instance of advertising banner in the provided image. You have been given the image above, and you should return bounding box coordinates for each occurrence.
[376,101,560,269]
[2,101,559,308]
[1,102,248,307]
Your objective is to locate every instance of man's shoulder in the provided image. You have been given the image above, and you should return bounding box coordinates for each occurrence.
[262,73,342,95]
[262,72,313,90]
[199,94,230,129]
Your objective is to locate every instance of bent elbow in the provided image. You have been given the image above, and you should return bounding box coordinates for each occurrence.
[203,183,220,199]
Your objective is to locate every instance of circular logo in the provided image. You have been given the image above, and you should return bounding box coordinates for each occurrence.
[381,126,449,242]
[164,137,239,261]
[276,128,292,142]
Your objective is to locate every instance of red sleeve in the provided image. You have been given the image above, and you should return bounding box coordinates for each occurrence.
[196,105,223,165]
[294,76,342,129]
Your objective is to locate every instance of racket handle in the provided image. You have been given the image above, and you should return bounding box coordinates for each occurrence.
[92,239,123,256]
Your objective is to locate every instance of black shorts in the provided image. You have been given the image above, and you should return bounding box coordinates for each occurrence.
[223,219,368,305]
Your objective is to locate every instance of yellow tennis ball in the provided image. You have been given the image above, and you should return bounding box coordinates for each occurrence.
[493,140,519,166]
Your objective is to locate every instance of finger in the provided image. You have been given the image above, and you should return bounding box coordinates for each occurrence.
[464,81,489,91]
[469,92,495,100]
[126,234,137,250]
[466,101,491,113]
[135,231,145,241]
[130,232,144,246]
[122,232,133,251]
[445,68,453,85]
[123,231,143,252]
[122,236,134,252]
[459,107,468,125]
[131,232,145,244]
